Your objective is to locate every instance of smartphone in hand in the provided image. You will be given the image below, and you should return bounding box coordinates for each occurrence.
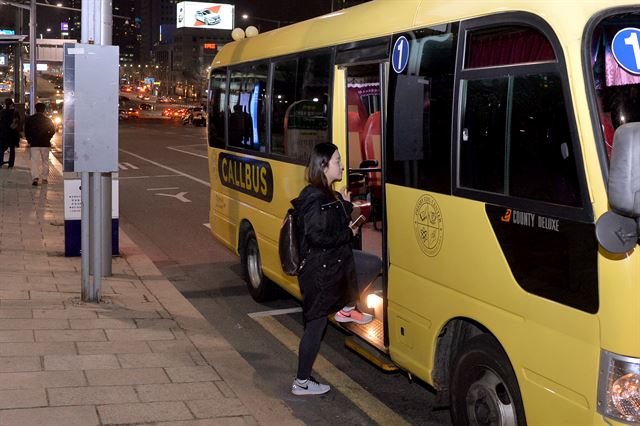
[349,214,366,230]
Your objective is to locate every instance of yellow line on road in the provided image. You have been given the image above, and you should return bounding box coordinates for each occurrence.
[252,315,411,426]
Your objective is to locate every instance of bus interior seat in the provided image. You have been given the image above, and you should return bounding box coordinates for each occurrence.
[348,111,364,168]
[362,112,382,229]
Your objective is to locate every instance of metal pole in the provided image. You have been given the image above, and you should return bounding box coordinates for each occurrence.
[91,172,102,300]
[29,0,36,114]
[13,8,22,103]
[81,172,90,299]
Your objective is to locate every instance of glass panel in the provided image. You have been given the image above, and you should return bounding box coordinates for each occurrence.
[228,63,268,152]
[207,68,226,148]
[271,59,297,155]
[466,25,555,68]
[509,74,581,206]
[589,12,640,163]
[459,78,508,193]
[272,53,331,162]
[386,25,458,193]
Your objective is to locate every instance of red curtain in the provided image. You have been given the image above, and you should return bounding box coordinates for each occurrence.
[467,28,555,68]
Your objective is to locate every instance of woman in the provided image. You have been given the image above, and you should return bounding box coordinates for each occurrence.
[291,142,374,396]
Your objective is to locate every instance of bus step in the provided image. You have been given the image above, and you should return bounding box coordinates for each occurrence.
[345,335,398,372]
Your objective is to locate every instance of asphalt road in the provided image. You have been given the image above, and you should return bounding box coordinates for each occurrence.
[72,117,453,425]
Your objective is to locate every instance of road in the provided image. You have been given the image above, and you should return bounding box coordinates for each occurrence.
[58,117,453,425]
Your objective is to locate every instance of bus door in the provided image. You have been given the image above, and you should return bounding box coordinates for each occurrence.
[343,61,388,353]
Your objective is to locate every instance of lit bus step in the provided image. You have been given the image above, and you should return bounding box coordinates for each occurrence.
[345,335,397,372]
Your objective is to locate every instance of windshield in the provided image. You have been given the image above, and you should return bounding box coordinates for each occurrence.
[590,11,640,165]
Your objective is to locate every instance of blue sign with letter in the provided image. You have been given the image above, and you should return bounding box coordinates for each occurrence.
[392,36,409,74]
[612,28,640,75]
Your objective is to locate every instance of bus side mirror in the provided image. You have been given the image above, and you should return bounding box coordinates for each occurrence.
[596,123,640,253]
[609,123,640,216]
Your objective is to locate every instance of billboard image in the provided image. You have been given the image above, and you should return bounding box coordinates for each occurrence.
[177,2,234,30]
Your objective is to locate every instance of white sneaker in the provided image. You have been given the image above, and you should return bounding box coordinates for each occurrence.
[291,376,330,395]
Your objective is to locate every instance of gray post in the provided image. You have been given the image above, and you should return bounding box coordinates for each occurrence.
[80,0,114,301]
[29,0,36,114]
[13,8,22,103]
[81,172,90,299]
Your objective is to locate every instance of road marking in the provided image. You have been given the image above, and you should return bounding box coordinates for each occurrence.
[155,191,191,203]
[247,307,303,318]
[119,174,181,180]
[120,149,211,187]
[203,223,211,229]
[252,316,410,426]
[119,162,139,170]
[147,187,180,191]
[167,146,208,159]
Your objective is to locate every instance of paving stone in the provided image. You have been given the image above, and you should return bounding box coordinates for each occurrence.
[97,309,161,319]
[0,342,77,356]
[0,356,42,373]
[48,385,138,406]
[0,319,69,330]
[0,405,99,426]
[44,354,120,370]
[0,330,34,342]
[136,382,221,402]
[147,339,197,353]
[32,308,98,319]
[86,367,170,385]
[118,352,196,368]
[97,401,193,424]
[163,366,221,384]
[69,318,136,329]
[0,371,86,389]
[0,388,47,409]
[187,398,250,418]
[106,328,175,341]
[77,340,151,355]
[215,380,237,398]
[35,329,106,342]
[0,308,32,318]
[152,419,248,426]
[135,318,179,329]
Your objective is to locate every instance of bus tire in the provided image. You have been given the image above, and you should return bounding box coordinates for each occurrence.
[450,334,526,426]
[240,229,272,302]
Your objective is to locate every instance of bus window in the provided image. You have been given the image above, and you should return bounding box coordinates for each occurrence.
[207,68,226,148]
[589,12,640,163]
[387,25,458,194]
[228,63,268,152]
[459,25,582,207]
[272,52,332,162]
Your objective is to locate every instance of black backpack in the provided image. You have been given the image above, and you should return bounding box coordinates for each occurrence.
[279,206,302,276]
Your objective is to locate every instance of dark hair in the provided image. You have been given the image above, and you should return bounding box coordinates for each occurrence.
[35,103,46,113]
[306,142,338,196]
[4,98,13,107]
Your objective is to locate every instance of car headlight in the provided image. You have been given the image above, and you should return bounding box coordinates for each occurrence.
[598,349,640,423]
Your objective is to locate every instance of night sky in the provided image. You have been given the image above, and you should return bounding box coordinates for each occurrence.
[0,1,338,37]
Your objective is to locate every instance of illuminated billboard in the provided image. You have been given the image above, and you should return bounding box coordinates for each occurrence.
[176,2,234,30]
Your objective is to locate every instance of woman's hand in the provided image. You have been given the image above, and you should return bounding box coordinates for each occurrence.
[340,186,351,202]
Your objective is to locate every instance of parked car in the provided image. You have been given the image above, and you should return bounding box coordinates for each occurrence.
[120,106,139,119]
[140,103,152,111]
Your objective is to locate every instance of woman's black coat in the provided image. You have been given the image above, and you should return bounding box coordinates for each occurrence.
[294,185,357,322]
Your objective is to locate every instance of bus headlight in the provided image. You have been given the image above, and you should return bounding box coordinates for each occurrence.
[598,350,640,423]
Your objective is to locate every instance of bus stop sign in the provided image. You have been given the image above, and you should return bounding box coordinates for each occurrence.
[392,36,409,74]
[612,28,640,75]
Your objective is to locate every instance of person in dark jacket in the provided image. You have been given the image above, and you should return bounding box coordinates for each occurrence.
[291,142,373,396]
[24,103,55,185]
[0,98,21,168]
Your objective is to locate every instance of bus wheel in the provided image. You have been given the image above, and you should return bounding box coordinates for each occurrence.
[450,334,526,426]
[240,230,271,302]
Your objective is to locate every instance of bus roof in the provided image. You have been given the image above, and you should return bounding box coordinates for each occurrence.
[211,0,638,69]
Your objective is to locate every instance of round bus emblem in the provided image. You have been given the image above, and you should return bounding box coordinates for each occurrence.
[413,194,444,257]
[392,36,409,74]
[612,28,640,75]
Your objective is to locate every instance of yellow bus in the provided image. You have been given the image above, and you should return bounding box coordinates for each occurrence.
[207,1,640,424]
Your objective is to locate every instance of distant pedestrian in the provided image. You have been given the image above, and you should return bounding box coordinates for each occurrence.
[24,103,55,186]
[0,98,21,168]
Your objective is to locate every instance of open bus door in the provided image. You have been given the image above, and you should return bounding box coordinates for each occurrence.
[339,61,395,369]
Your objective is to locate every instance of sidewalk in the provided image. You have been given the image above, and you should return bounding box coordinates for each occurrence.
[0,145,302,426]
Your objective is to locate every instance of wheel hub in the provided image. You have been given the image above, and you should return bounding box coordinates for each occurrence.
[466,369,517,426]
